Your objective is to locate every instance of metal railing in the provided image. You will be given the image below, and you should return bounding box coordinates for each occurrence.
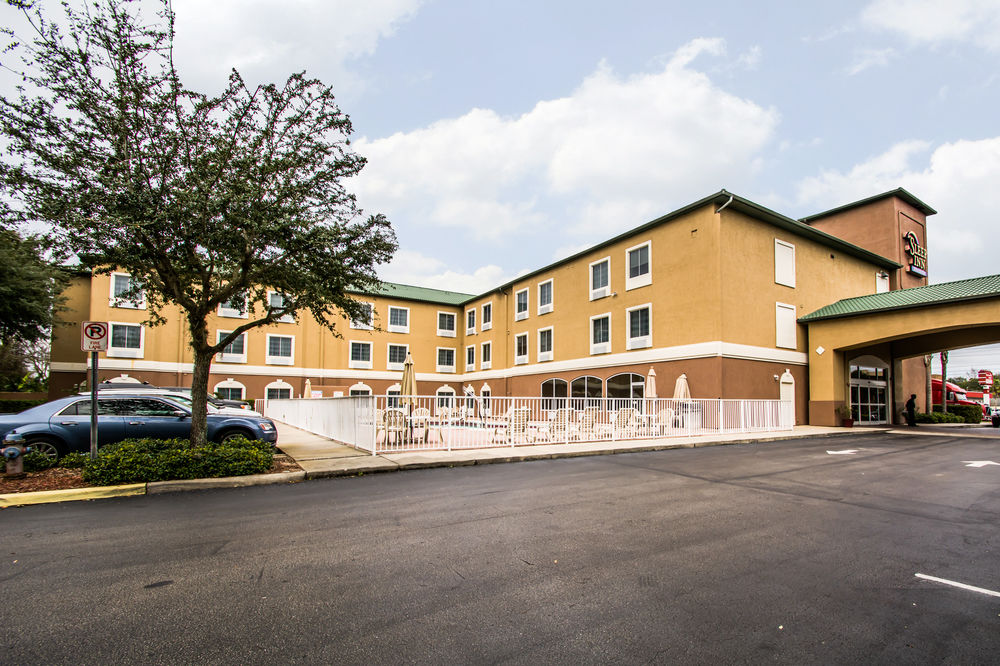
[263,395,794,455]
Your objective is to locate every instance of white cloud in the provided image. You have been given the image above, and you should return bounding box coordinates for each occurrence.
[351,38,780,246]
[846,47,897,75]
[861,0,1000,50]
[171,0,422,92]
[379,249,514,294]
[794,137,1000,283]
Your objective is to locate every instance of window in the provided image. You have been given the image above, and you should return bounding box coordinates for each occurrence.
[776,302,797,349]
[110,273,145,309]
[437,347,456,373]
[349,382,372,396]
[515,288,529,321]
[590,257,611,300]
[216,331,247,363]
[108,323,143,358]
[388,306,409,334]
[626,304,651,350]
[386,385,401,408]
[481,341,492,370]
[266,334,294,365]
[268,291,295,323]
[571,376,603,409]
[480,386,492,415]
[216,386,244,401]
[590,313,611,355]
[465,345,475,371]
[775,239,796,288]
[350,302,374,330]
[876,272,890,294]
[349,341,372,369]
[608,372,644,410]
[387,343,408,371]
[436,387,456,410]
[541,378,568,410]
[626,241,651,290]
[214,379,246,401]
[218,294,248,318]
[437,311,456,337]
[538,327,553,362]
[537,279,553,315]
[514,333,528,365]
[482,303,493,331]
[265,380,293,400]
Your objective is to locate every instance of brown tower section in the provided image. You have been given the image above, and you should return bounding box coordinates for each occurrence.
[800,188,936,290]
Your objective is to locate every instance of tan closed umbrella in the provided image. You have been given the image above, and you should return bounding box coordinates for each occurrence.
[400,353,418,407]
[646,367,657,399]
[303,378,312,398]
[673,373,691,401]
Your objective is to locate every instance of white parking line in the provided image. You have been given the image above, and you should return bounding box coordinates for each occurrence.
[915,573,1000,598]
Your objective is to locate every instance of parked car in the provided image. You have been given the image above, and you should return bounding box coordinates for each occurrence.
[88,385,262,416]
[0,394,278,459]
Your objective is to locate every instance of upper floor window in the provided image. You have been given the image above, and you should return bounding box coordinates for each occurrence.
[387,343,408,371]
[537,279,553,315]
[481,341,492,370]
[515,288,529,321]
[465,345,475,371]
[775,302,797,349]
[590,313,611,355]
[219,294,248,319]
[482,302,493,331]
[466,308,476,334]
[538,327,553,362]
[266,334,294,365]
[350,302,374,330]
[437,311,456,337]
[436,347,456,373]
[110,273,145,309]
[216,331,247,363]
[514,333,529,365]
[626,241,651,291]
[775,239,795,288]
[268,291,295,323]
[626,304,651,350]
[590,257,611,300]
[349,341,372,369]
[108,322,143,358]
[875,271,890,294]
[388,306,409,334]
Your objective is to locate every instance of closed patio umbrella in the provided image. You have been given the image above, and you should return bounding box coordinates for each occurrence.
[303,378,312,398]
[672,373,691,401]
[646,368,657,399]
[400,353,418,407]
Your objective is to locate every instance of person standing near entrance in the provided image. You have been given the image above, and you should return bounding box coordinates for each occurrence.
[905,394,917,426]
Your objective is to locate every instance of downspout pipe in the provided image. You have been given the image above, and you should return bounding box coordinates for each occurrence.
[715,194,734,214]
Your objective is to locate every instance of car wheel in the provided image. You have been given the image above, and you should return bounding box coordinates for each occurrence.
[28,437,63,461]
[219,429,254,444]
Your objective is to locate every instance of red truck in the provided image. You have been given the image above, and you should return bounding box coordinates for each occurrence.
[931,379,987,417]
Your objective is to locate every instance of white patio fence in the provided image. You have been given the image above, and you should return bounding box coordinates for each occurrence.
[262,395,794,455]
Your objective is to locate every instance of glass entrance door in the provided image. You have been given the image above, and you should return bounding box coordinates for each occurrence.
[849,364,889,425]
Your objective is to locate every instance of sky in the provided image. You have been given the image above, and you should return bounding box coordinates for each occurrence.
[3,0,1000,378]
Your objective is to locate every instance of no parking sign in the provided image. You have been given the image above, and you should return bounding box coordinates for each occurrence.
[81,321,109,352]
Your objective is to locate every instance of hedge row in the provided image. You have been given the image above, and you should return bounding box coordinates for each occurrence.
[915,411,965,424]
[930,404,984,424]
[23,437,273,485]
[0,399,47,414]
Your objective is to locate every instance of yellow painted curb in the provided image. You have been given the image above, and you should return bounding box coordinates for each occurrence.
[0,483,146,508]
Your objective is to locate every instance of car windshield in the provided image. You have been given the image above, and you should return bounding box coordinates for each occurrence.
[162,394,219,413]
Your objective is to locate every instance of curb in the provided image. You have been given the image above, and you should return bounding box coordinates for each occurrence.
[0,428,882,507]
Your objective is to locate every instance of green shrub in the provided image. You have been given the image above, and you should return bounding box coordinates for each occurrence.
[82,437,273,486]
[915,411,964,424]
[58,452,90,469]
[929,404,983,423]
[22,450,57,472]
[0,399,47,414]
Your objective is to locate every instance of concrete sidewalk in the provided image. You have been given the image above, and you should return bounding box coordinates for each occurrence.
[275,421,881,479]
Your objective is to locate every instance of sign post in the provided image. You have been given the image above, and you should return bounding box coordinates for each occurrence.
[81,322,109,459]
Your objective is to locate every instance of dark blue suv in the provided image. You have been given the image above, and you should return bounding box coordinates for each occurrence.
[0,394,278,458]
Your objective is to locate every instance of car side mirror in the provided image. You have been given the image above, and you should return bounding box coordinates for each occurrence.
[173,410,189,419]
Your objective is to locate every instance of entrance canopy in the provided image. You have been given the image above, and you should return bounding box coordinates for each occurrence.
[801,274,1000,425]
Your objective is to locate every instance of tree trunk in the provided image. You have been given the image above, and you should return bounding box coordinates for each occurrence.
[187,315,213,447]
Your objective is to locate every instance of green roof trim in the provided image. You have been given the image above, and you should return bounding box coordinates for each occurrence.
[799,187,937,222]
[350,281,475,306]
[800,274,1000,323]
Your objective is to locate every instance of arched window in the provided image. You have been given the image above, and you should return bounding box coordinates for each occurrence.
[541,378,568,410]
[213,378,246,401]
[349,382,372,396]
[436,386,456,410]
[386,383,401,408]
[571,375,603,409]
[480,384,492,416]
[607,372,644,410]
[265,379,293,400]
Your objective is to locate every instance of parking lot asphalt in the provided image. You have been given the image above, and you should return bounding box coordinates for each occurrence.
[1,430,998,664]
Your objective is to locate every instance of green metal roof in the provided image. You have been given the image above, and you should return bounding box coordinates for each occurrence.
[350,281,475,306]
[800,274,1000,323]
[799,187,937,222]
